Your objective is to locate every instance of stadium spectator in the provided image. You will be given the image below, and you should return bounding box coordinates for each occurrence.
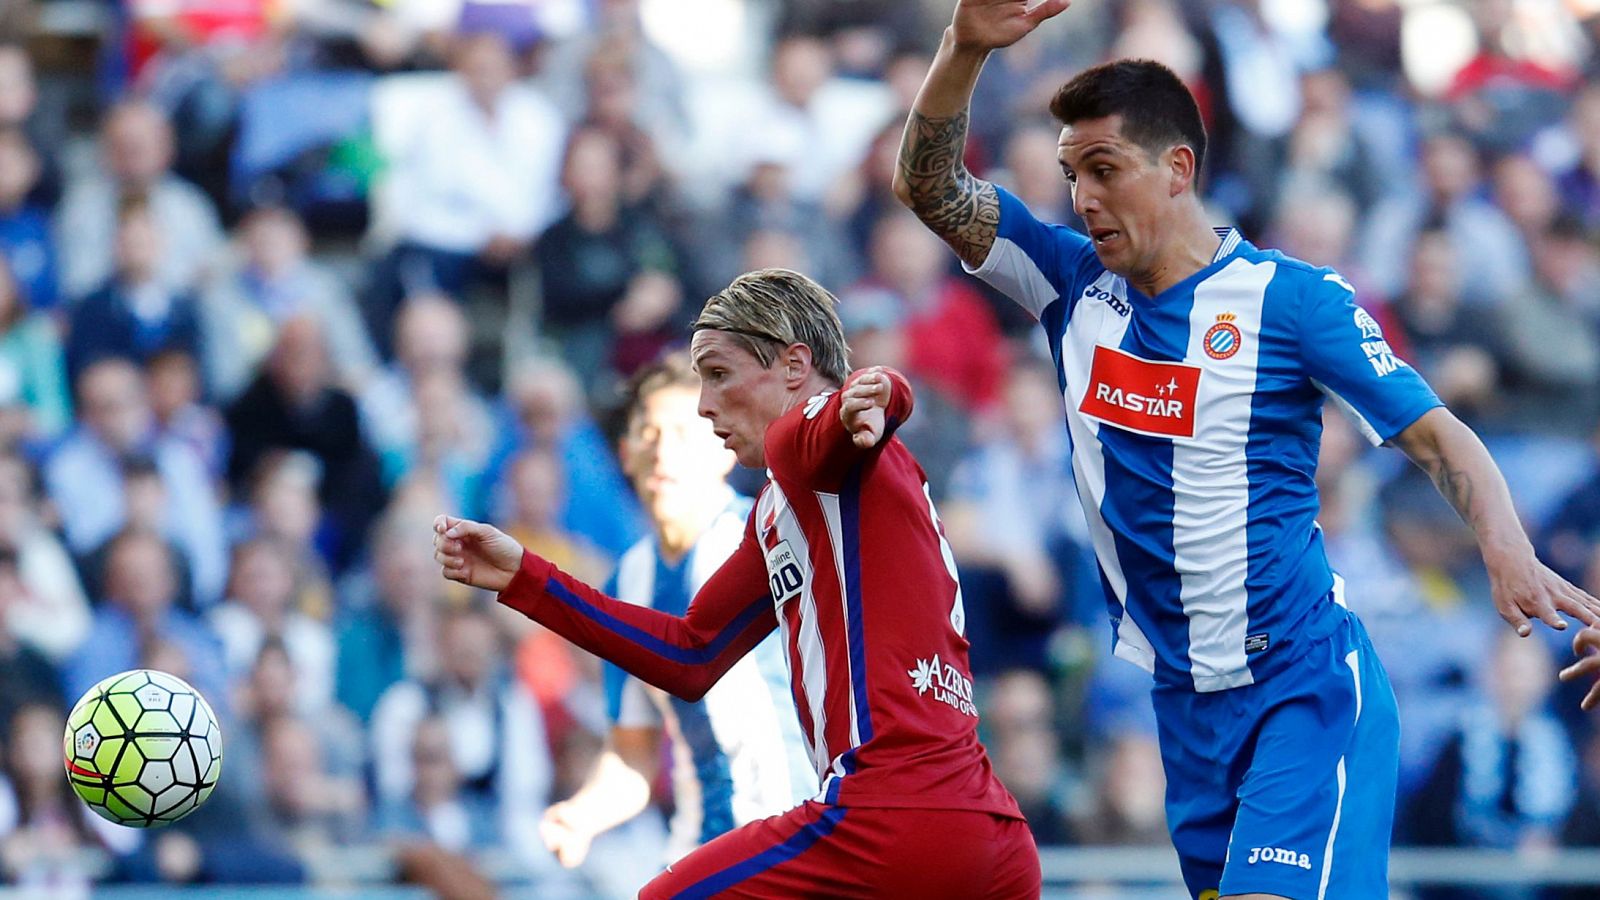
[209,538,336,713]
[718,119,857,295]
[943,355,1087,674]
[254,715,366,851]
[1276,67,1390,217]
[374,714,499,850]
[1551,84,1600,233]
[147,348,226,476]
[336,514,443,722]
[1408,631,1577,898]
[46,358,226,605]
[1068,730,1168,848]
[749,34,894,204]
[0,129,56,313]
[0,703,134,889]
[838,292,970,500]
[62,528,227,709]
[497,448,605,585]
[1390,229,1503,419]
[1443,0,1578,154]
[534,127,683,391]
[75,456,197,613]
[360,294,492,494]
[0,250,69,443]
[66,197,204,389]
[0,550,64,739]
[486,355,644,560]
[225,316,388,570]
[1493,217,1600,433]
[1493,154,1562,245]
[204,206,378,402]
[0,453,88,663]
[54,101,224,300]
[0,46,62,209]
[844,209,1008,412]
[369,603,554,870]
[365,31,565,344]
[1360,131,1530,306]
[234,638,364,780]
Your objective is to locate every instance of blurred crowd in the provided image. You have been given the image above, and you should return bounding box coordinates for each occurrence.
[3,0,1600,894]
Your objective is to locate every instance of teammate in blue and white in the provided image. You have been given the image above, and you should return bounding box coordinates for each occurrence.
[897,2,1600,898]
[538,352,813,872]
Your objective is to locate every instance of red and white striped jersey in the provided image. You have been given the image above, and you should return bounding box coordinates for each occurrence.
[497,369,1021,818]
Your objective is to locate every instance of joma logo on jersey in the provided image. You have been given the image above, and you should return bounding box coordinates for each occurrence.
[1078,345,1201,439]
[1082,282,1131,316]
[908,653,977,717]
[1247,846,1312,870]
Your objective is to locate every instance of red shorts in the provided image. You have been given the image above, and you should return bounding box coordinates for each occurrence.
[638,801,1041,899]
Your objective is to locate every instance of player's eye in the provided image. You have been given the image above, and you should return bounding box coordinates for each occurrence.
[1094,166,1114,179]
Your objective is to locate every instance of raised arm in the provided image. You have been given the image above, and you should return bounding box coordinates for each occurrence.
[1390,409,1600,635]
[434,515,775,701]
[894,0,1071,268]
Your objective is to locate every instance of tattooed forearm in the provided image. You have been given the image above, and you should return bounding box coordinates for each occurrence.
[1421,453,1479,528]
[897,110,1000,269]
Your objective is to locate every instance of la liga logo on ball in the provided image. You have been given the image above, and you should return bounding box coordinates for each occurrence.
[62,669,222,828]
[1204,313,1242,360]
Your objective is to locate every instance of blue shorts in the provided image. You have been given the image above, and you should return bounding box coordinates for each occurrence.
[1153,607,1399,900]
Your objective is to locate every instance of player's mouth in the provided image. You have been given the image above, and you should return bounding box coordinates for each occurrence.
[714,429,734,448]
[1090,227,1121,247]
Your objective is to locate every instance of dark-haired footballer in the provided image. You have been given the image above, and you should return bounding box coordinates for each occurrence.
[895,2,1600,899]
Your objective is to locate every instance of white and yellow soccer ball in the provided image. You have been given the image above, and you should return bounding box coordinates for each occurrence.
[62,669,222,827]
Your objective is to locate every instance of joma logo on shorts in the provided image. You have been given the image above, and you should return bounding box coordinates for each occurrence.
[1247,846,1312,870]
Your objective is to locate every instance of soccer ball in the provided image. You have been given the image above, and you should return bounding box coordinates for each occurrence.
[62,669,222,827]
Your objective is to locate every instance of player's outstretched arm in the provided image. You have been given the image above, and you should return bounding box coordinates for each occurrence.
[894,0,1070,268]
[434,515,776,700]
[1391,409,1600,636]
[1560,627,1600,711]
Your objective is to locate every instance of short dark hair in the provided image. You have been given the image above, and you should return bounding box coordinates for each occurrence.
[1050,60,1207,182]
[623,351,698,425]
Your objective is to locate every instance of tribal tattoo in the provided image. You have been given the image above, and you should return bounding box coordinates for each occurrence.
[897,110,1001,269]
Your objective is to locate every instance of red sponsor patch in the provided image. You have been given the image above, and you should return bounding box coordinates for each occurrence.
[1078,345,1201,439]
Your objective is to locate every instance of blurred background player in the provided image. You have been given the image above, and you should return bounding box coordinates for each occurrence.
[537,351,812,872]
[435,268,1040,897]
[897,2,1600,898]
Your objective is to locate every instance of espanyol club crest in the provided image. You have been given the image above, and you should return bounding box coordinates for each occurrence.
[1203,313,1242,360]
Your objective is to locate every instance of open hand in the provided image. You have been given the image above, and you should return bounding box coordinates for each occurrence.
[841,367,892,449]
[952,0,1073,52]
[1486,550,1600,637]
[433,515,524,592]
[1560,627,1600,712]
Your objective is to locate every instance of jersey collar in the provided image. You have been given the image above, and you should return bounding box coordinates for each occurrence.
[1212,226,1245,263]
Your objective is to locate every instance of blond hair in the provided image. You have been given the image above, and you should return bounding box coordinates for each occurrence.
[690,269,851,385]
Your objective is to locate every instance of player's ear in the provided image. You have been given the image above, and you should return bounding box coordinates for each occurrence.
[780,342,813,388]
[1168,144,1196,197]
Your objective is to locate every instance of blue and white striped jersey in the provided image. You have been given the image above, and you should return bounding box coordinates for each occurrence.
[968,187,1442,693]
[602,493,813,860]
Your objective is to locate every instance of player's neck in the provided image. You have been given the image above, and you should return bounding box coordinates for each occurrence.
[1129,213,1224,299]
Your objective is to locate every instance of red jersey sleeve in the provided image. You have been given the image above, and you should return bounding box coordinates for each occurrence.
[496,512,776,702]
[763,367,916,491]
